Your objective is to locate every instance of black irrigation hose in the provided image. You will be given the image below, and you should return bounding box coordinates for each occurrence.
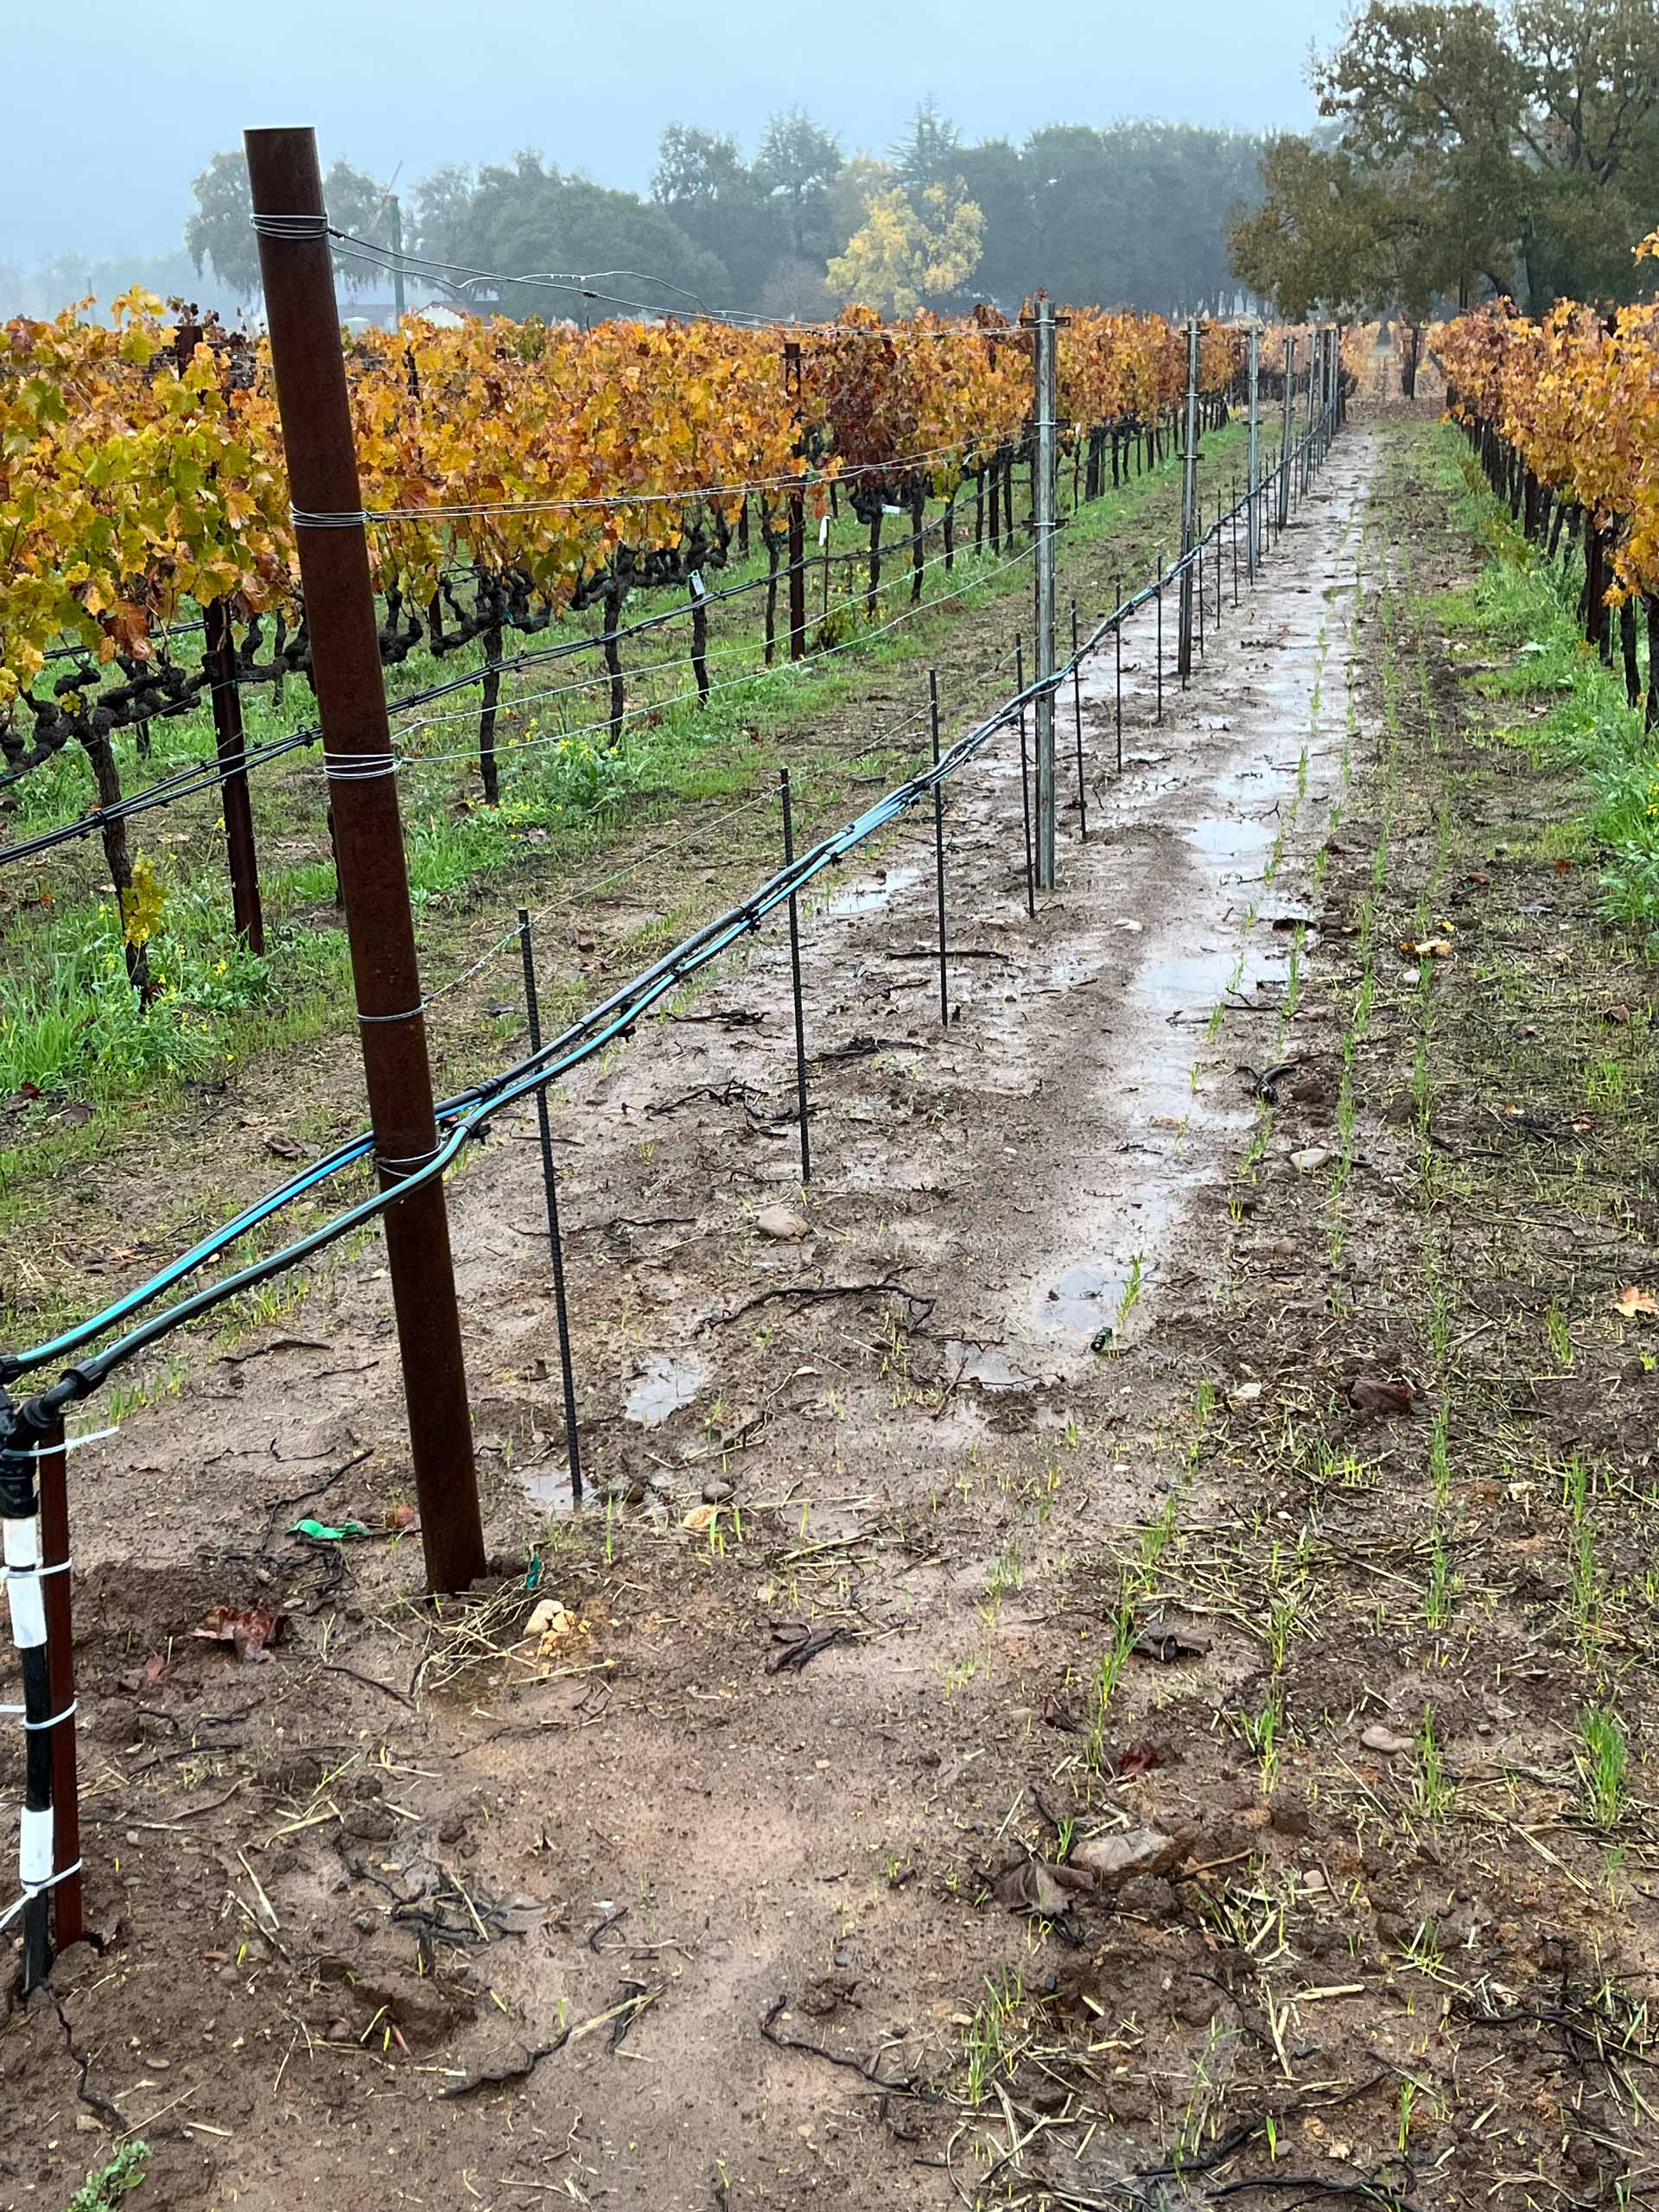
[0,410,1331,1433]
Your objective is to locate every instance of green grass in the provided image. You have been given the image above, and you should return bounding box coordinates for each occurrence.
[1421,423,1659,938]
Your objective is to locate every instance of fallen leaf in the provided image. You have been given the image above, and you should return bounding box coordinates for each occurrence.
[1401,938,1454,960]
[766,1622,847,1674]
[265,1135,303,1160]
[1614,1285,1659,1319]
[682,1503,721,1534]
[118,1651,168,1694]
[1041,1692,1084,1734]
[993,1858,1094,1918]
[1116,1738,1160,1779]
[193,1604,289,1662]
[1229,1381,1263,1404]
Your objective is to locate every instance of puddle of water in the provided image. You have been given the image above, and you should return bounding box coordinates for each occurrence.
[624,1351,708,1427]
[817,863,925,920]
[1134,944,1286,1021]
[1186,812,1277,877]
[522,1467,580,1515]
[1036,1260,1135,1341]
[945,1339,1041,1390]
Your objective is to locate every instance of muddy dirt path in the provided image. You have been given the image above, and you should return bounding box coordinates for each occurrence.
[2,431,1374,2210]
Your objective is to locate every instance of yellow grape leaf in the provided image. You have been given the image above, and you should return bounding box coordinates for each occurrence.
[119,855,165,949]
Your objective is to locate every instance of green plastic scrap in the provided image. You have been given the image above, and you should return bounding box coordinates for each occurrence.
[289,1517,372,1542]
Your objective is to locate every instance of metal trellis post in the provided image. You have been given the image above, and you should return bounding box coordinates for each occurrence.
[389,194,406,326]
[1071,599,1087,842]
[246,124,485,1598]
[1031,297,1059,890]
[1280,334,1294,531]
[1247,322,1260,581]
[929,671,949,1027]
[1178,318,1200,683]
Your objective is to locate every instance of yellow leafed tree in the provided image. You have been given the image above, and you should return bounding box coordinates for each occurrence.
[827,185,984,317]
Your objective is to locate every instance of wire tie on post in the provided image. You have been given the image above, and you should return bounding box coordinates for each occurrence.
[0,1861,85,1932]
[290,507,372,531]
[321,751,401,783]
[375,1146,442,1174]
[357,1005,427,1026]
[3,1558,72,1580]
[8,1426,114,1458]
[251,214,333,241]
[22,1700,77,1732]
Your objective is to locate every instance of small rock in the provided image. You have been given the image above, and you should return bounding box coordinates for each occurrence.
[1070,1827,1180,1887]
[754,1203,808,1241]
[1361,1723,1414,1756]
[1290,1146,1332,1173]
[701,1478,734,1504]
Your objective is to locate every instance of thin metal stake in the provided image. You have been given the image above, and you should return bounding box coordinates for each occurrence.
[1155,571,1164,724]
[779,770,811,1185]
[1070,599,1087,842]
[518,910,582,1507]
[1015,636,1035,917]
[1113,575,1123,772]
[929,671,948,1027]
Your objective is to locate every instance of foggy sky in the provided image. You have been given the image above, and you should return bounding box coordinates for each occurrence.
[7,0,1335,264]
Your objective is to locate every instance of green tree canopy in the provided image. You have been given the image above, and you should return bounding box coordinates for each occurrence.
[754,109,845,260]
[406,153,732,316]
[1234,0,1659,316]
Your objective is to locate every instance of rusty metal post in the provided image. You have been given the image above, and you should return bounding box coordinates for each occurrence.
[246,125,484,1597]
[205,600,265,954]
[36,1420,80,1954]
